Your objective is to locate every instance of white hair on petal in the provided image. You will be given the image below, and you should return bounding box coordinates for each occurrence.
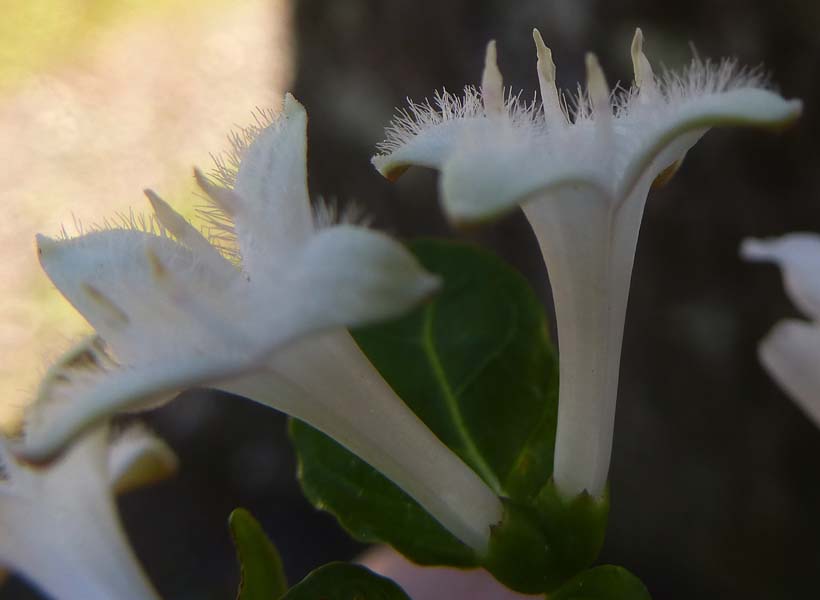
[209,107,279,189]
[375,85,541,157]
[375,49,773,161]
[312,197,373,230]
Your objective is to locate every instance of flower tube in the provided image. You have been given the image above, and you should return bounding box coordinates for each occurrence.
[372,29,801,498]
[1,365,176,600]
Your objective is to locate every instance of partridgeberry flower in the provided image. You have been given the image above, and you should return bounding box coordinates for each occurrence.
[372,29,802,498]
[2,355,177,600]
[741,234,820,427]
[23,95,503,552]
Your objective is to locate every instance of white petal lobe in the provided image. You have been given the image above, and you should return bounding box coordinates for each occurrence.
[741,234,820,320]
[233,93,315,271]
[759,320,820,427]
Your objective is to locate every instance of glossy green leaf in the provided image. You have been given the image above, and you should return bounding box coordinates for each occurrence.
[291,419,476,566]
[281,563,410,600]
[354,240,559,502]
[290,240,607,593]
[549,565,651,600]
[229,508,288,600]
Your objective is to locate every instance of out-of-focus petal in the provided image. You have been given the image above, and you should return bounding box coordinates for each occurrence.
[759,320,820,427]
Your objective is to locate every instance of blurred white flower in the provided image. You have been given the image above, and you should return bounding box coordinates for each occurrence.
[373,29,802,498]
[741,234,820,426]
[1,355,176,600]
[23,95,502,552]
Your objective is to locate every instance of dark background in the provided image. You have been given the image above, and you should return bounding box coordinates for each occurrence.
[6,1,820,598]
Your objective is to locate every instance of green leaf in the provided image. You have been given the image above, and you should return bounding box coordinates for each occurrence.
[290,240,607,593]
[229,508,288,600]
[281,563,411,600]
[549,565,651,600]
[291,419,477,566]
[354,240,559,502]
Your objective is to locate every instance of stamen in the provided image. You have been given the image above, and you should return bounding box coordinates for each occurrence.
[533,29,567,128]
[481,40,504,116]
[585,52,614,167]
[585,53,611,116]
[631,28,657,98]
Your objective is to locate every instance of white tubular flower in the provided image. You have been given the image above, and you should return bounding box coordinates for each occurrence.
[25,94,503,552]
[372,29,802,499]
[1,371,176,600]
[741,234,820,427]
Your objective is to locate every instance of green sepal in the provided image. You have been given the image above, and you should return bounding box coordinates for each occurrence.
[549,565,651,600]
[229,508,288,600]
[485,498,555,593]
[484,480,609,594]
[281,563,411,600]
[532,479,610,587]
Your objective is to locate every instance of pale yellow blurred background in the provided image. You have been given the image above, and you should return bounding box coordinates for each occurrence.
[0,0,292,429]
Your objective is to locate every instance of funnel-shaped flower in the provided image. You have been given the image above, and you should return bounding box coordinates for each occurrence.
[1,365,176,600]
[24,95,502,552]
[373,30,802,498]
[741,233,820,427]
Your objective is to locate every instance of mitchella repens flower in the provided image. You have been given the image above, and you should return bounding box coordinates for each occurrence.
[372,29,802,499]
[22,94,503,553]
[2,353,177,600]
[741,233,820,427]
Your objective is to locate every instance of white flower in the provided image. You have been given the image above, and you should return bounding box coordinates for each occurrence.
[1,358,176,600]
[372,29,802,499]
[23,95,503,552]
[741,233,820,427]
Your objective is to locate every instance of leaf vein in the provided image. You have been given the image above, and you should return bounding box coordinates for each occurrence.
[421,302,502,493]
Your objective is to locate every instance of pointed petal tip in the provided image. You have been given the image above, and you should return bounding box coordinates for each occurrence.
[35,233,58,258]
[740,237,770,262]
[143,188,166,212]
[787,98,804,119]
[282,92,307,123]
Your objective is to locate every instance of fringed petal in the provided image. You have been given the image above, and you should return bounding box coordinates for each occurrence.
[617,87,801,201]
[231,94,315,271]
